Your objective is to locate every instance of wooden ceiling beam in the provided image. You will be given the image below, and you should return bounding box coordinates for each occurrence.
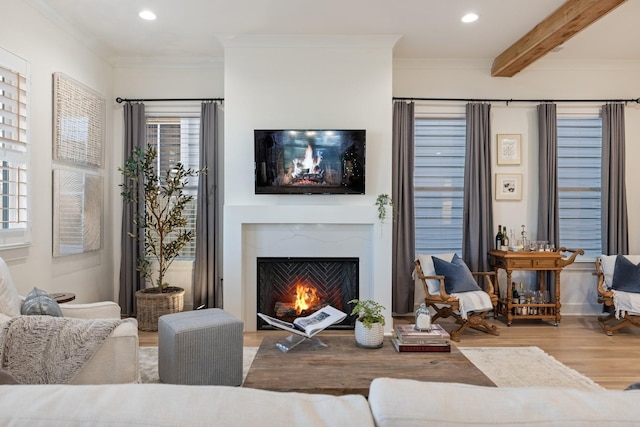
[491,0,627,77]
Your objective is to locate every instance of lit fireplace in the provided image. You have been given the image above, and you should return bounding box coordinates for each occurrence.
[256,257,358,329]
[275,282,325,319]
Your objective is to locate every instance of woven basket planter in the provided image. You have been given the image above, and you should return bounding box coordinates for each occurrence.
[136,286,185,332]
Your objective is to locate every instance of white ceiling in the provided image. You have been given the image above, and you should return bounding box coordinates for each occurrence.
[27,0,640,64]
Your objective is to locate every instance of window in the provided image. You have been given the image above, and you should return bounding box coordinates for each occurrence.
[557,116,602,257]
[0,49,30,248]
[414,117,466,255]
[146,117,200,258]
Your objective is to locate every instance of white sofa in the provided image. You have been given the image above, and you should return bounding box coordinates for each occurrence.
[1,378,640,426]
[0,258,139,384]
[0,308,140,385]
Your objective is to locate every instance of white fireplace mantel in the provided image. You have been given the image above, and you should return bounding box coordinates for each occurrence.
[223,204,393,332]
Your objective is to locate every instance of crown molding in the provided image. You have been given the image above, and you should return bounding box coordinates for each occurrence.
[112,56,225,69]
[219,34,401,50]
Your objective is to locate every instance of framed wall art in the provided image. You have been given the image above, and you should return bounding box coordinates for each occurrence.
[497,134,521,165]
[52,169,103,257]
[495,173,522,200]
[53,72,105,168]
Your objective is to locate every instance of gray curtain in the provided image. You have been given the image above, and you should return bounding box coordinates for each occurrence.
[392,101,415,314]
[537,103,559,250]
[193,102,222,309]
[537,103,559,295]
[462,103,493,273]
[601,103,628,255]
[119,102,146,317]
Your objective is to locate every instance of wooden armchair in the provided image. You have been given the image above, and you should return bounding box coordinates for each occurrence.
[595,255,640,335]
[414,254,499,342]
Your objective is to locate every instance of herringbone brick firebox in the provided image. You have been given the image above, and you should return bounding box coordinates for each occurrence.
[256,257,358,329]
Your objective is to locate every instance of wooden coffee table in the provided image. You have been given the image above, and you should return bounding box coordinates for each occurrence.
[243,334,495,396]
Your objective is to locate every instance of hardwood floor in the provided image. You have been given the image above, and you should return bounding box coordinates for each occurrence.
[138,315,640,391]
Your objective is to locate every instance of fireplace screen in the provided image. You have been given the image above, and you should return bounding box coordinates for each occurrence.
[256,257,358,330]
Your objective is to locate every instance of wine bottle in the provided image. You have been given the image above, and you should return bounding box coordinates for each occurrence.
[495,225,503,250]
[502,228,510,247]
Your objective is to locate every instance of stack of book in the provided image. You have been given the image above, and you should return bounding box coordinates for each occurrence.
[392,323,451,352]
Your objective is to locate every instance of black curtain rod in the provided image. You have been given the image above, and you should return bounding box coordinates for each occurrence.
[393,96,640,105]
[116,97,224,103]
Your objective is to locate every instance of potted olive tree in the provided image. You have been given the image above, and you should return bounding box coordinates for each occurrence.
[349,299,386,348]
[120,145,202,331]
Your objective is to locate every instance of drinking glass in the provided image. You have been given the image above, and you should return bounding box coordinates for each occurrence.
[541,290,550,304]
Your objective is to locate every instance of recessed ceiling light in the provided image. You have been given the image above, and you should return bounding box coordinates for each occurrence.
[139,10,156,21]
[461,13,479,23]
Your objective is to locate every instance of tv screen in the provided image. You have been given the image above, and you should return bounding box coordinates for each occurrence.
[254,129,366,195]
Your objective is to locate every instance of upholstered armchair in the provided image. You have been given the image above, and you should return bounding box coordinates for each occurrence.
[414,253,499,342]
[595,255,640,335]
[0,258,139,384]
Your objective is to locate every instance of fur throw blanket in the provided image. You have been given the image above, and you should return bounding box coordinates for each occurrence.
[0,316,127,384]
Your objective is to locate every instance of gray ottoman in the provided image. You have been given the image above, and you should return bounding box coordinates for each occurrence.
[158,308,243,385]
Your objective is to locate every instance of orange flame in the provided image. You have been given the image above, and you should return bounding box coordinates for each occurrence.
[293,283,321,315]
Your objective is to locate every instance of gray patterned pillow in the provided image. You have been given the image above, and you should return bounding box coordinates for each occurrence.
[20,287,63,317]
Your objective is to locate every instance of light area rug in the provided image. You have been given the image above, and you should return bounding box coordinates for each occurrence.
[138,346,258,384]
[139,345,602,391]
[458,346,604,391]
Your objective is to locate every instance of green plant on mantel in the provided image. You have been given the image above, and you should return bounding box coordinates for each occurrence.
[120,145,203,292]
[375,193,394,223]
[348,299,386,329]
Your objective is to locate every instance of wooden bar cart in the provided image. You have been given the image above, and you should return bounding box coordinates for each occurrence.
[489,248,583,326]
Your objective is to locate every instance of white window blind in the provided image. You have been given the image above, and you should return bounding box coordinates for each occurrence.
[557,116,602,257]
[0,49,30,248]
[146,117,200,259]
[414,117,466,255]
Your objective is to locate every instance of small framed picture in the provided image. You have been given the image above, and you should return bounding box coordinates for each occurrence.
[497,134,521,165]
[495,173,522,200]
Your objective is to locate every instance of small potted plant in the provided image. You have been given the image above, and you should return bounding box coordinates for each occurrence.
[349,299,386,348]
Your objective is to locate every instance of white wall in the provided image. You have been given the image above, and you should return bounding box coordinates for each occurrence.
[394,58,640,314]
[222,36,397,331]
[6,2,640,319]
[113,61,225,310]
[1,1,116,302]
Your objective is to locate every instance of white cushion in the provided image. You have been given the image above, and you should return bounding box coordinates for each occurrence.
[0,257,22,317]
[0,383,375,426]
[0,313,11,324]
[600,255,640,290]
[60,301,121,319]
[415,253,455,295]
[369,378,640,427]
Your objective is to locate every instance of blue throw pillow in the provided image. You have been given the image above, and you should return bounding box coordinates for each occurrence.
[611,255,640,294]
[432,254,481,294]
[20,287,63,317]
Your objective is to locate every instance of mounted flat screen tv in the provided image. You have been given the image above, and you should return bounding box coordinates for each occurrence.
[254,129,366,195]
